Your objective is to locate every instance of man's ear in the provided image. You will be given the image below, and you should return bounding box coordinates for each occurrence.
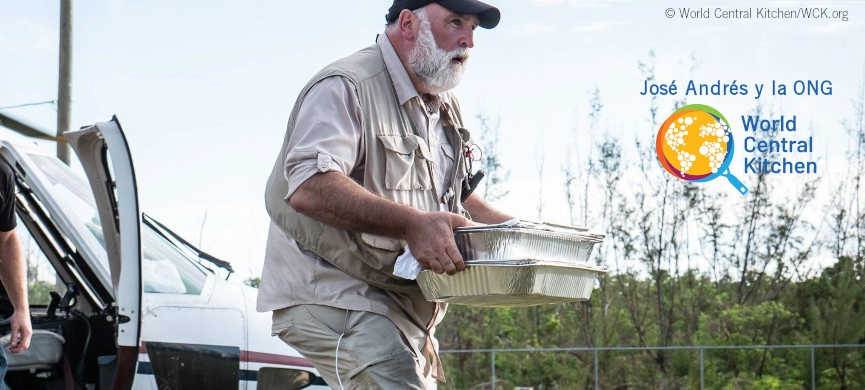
[397,9,418,41]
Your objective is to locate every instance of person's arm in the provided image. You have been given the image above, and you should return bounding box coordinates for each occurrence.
[282,77,478,275]
[0,229,31,353]
[462,193,513,224]
[290,171,474,275]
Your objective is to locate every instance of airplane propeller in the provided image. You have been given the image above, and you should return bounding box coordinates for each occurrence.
[0,108,65,142]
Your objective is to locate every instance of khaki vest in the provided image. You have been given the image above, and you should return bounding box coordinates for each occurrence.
[264,43,471,293]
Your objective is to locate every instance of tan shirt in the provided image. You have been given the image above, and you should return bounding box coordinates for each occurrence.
[257,33,453,377]
[277,38,455,204]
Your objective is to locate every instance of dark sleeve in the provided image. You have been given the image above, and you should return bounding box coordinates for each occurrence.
[0,161,17,232]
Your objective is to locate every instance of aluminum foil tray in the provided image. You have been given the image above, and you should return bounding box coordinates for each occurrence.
[417,222,607,307]
[453,222,604,265]
[417,262,606,307]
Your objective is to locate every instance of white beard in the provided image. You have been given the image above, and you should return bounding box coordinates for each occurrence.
[407,14,469,94]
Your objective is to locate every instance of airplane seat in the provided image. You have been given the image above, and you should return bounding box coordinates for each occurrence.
[0,287,91,389]
[0,322,70,390]
[0,288,68,371]
[0,329,66,371]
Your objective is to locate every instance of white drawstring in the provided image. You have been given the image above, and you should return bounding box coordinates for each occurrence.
[335,332,345,389]
[334,310,349,390]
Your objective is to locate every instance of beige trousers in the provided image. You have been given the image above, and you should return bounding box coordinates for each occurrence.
[272,304,437,389]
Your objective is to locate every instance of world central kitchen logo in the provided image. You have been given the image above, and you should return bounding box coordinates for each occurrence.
[656,104,817,195]
[655,104,749,195]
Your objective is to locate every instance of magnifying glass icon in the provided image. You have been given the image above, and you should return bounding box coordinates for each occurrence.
[655,104,749,195]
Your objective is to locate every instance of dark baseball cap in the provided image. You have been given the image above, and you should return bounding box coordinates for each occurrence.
[386,0,501,29]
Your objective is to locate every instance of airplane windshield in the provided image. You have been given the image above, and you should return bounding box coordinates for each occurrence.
[26,154,208,295]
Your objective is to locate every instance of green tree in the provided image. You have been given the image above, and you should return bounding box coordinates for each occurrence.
[794,256,865,389]
[697,300,804,387]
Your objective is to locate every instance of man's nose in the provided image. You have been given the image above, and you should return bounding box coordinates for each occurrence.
[458,29,474,49]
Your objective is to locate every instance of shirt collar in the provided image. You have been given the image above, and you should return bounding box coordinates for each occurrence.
[378,32,420,106]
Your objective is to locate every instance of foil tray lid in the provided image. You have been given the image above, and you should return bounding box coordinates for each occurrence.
[455,220,605,242]
[454,222,604,265]
[463,259,608,273]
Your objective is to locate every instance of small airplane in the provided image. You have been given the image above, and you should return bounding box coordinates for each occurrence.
[0,110,327,390]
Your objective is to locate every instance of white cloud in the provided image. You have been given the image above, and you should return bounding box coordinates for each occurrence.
[533,0,635,9]
[691,26,732,35]
[0,22,56,56]
[807,22,861,33]
[511,23,555,36]
[571,20,631,33]
[533,0,569,5]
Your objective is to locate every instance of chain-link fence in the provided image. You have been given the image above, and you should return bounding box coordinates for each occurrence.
[440,344,865,389]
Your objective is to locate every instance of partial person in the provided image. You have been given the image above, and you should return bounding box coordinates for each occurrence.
[0,160,32,382]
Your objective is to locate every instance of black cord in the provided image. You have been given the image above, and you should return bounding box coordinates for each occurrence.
[69,310,91,390]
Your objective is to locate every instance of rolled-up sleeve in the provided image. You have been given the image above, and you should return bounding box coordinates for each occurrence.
[283,76,363,199]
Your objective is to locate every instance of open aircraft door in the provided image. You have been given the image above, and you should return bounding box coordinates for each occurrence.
[65,117,142,390]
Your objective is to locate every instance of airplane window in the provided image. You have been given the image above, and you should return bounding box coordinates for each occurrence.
[141,225,207,295]
[24,153,208,296]
[8,216,65,307]
[27,155,112,281]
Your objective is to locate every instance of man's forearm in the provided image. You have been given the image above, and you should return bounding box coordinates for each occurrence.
[289,171,423,239]
[0,230,28,311]
[462,194,513,224]
[288,171,475,274]
[0,229,32,353]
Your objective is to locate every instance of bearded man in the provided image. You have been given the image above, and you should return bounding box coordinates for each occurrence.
[259,1,511,388]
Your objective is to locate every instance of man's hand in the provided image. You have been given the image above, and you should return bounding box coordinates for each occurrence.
[404,211,475,275]
[7,308,31,353]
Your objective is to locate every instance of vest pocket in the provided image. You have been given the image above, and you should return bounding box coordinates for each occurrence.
[358,233,404,273]
[377,135,432,191]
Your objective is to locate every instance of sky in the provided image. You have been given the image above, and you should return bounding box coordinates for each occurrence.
[1,0,864,280]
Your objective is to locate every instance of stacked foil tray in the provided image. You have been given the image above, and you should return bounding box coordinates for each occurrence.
[417,221,606,307]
